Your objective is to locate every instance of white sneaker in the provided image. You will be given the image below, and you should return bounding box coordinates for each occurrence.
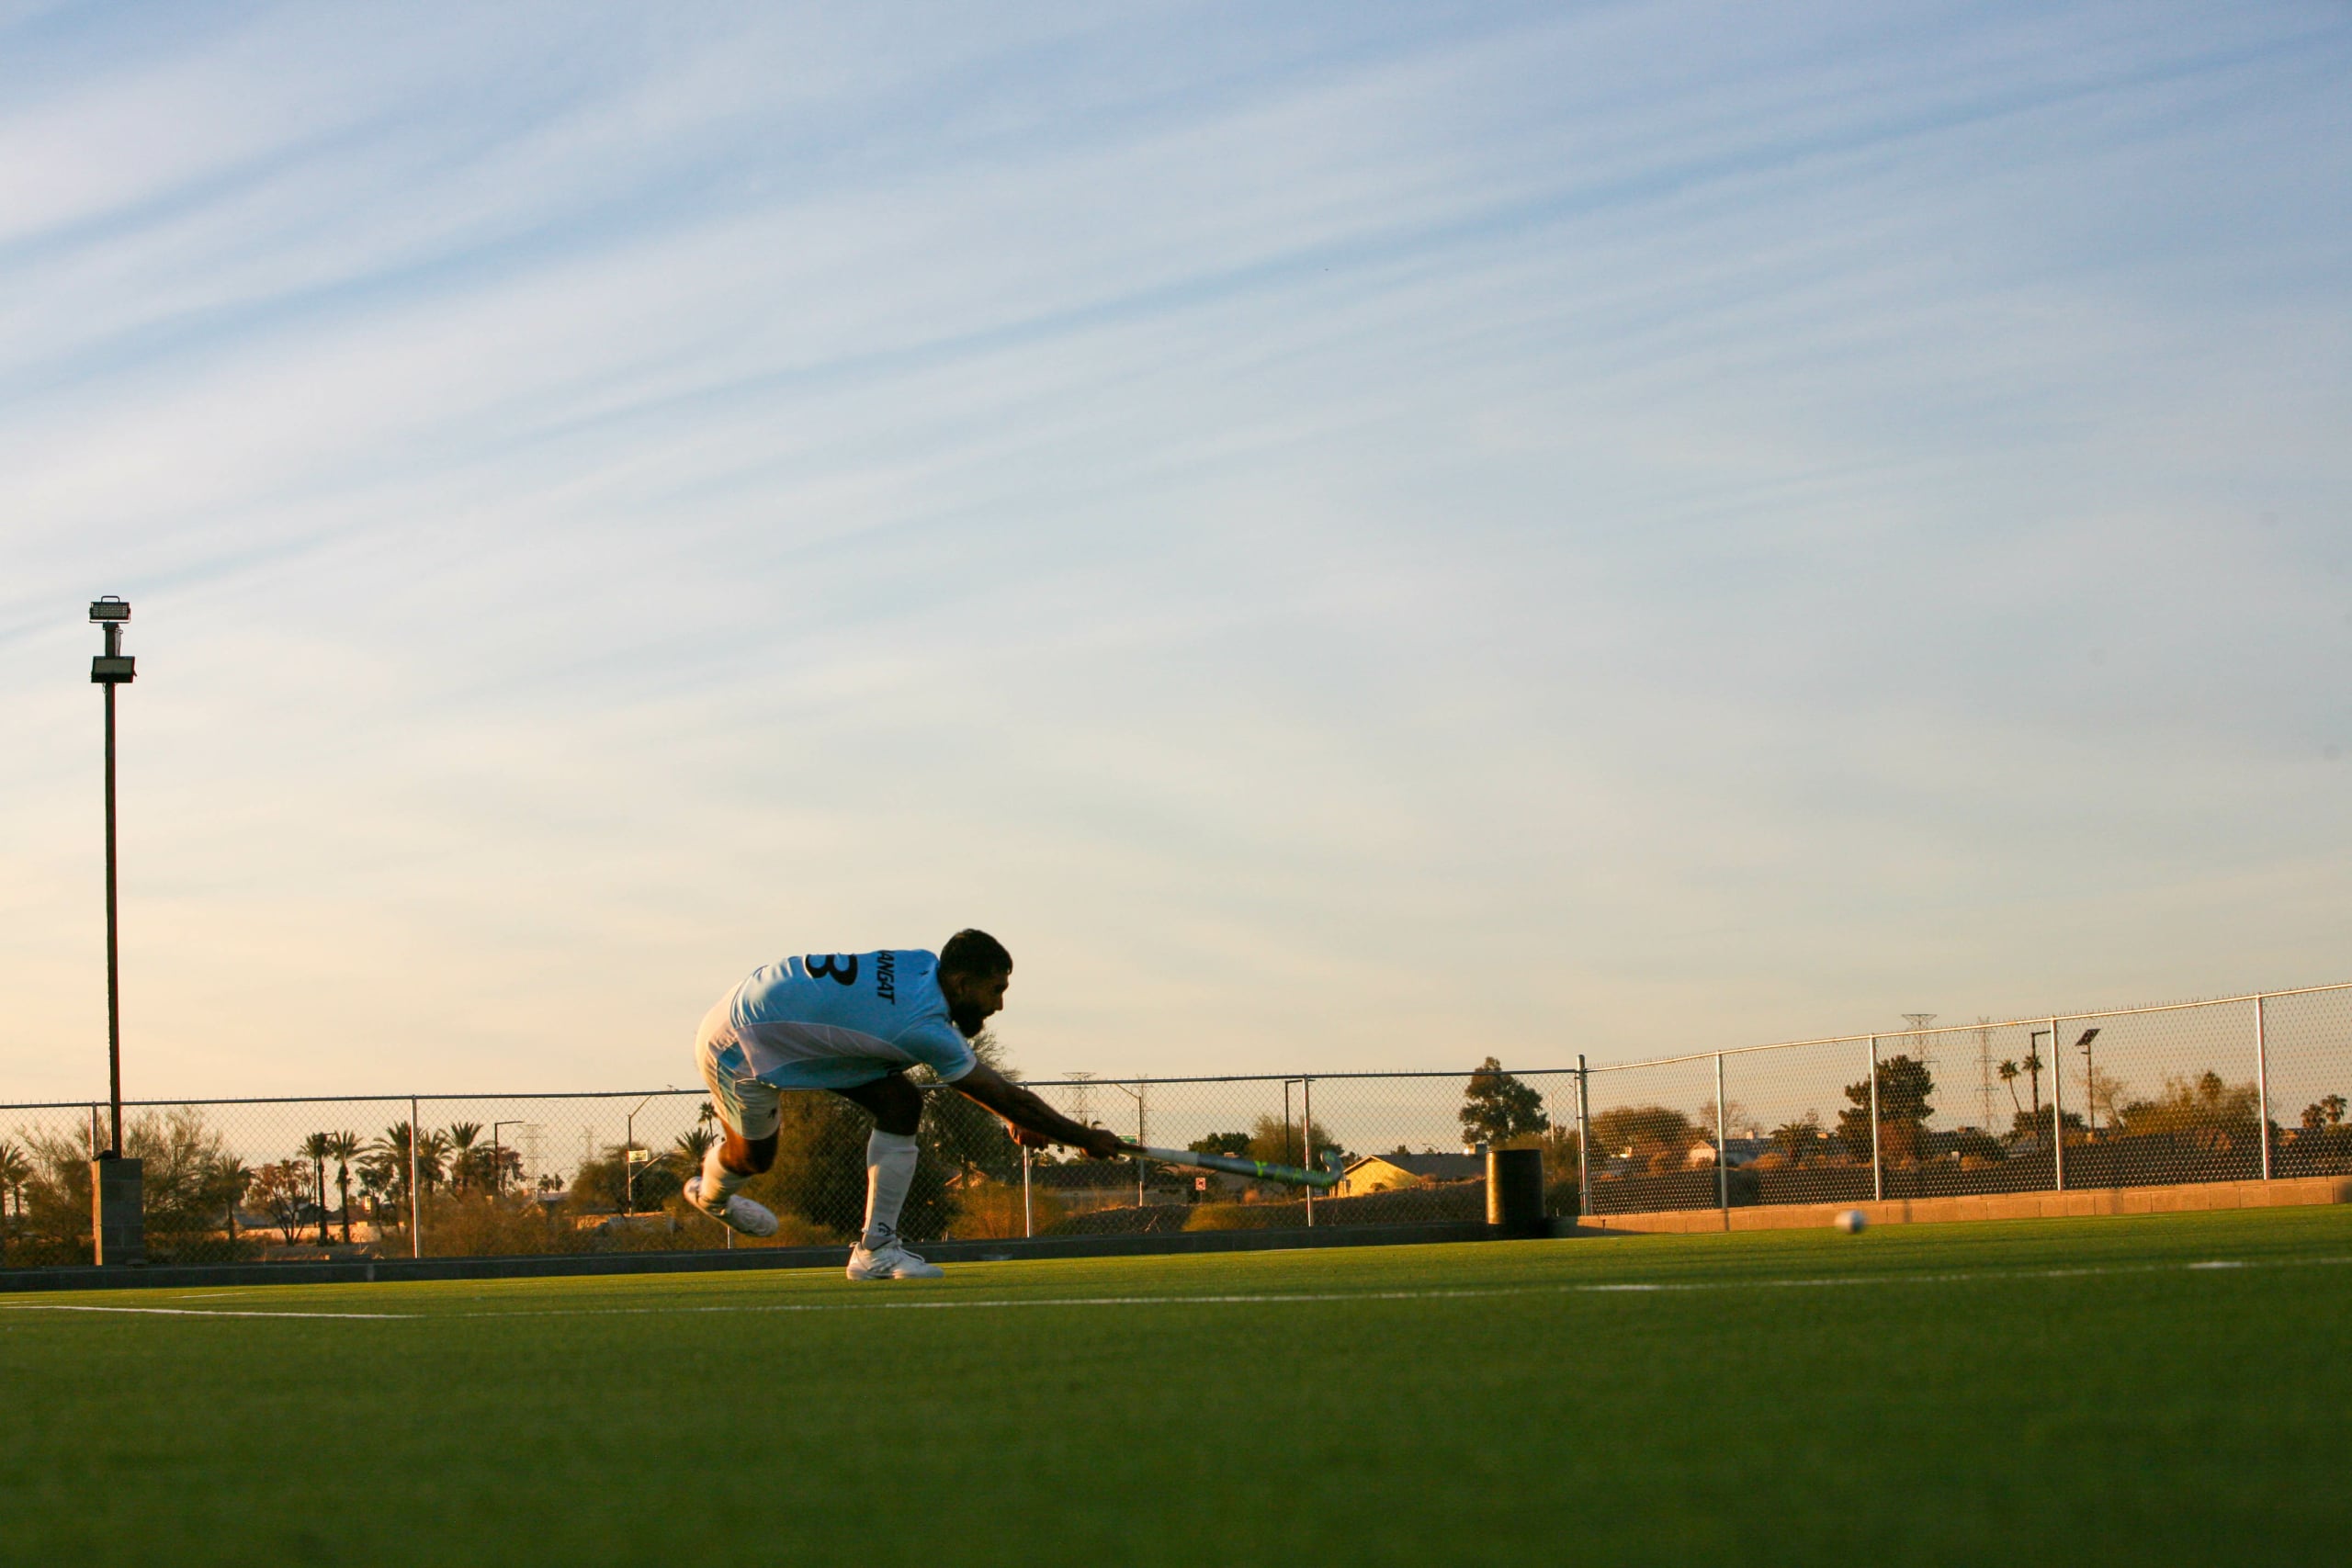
[846,1234,944,1280]
[683,1177,779,1237]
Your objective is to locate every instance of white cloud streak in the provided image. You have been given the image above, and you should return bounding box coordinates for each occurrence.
[2,1,2347,1101]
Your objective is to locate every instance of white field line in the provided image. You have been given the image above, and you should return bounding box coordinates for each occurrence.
[1,1303,407,1319]
[1,1253,2344,1323]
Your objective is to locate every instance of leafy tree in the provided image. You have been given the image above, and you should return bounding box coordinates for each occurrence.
[1244,1112,1335,1168]
[2114,1072,2258,1150]
[1188,1132,1252,1159]
[1589,1104,1697,1168]
[1460,1058,1549,1148]
[1838,1055,1934,1166]
[7,1109,239,1258]
[249,1160,312,1244]
[2301,1094,2347,1131]
[1951,1127,2006,1165]
[2010,1105,2086,1142]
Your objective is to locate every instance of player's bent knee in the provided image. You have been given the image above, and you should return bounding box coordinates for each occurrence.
[725,1129,779,1174]
[873,1080,923,1136]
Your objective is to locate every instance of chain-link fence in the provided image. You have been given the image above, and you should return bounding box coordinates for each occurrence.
[3,986,2346,1268]
[1580,985,2352,1215]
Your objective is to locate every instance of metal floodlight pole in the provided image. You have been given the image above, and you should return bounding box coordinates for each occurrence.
[89,597,135,1157]
[1575,1055,1591,1219]
[2255,995,2272,1181]
[1302,1076,1315,1228]
[408,1095,422,1258]
[2077,1027,2102,1138]
[1868,1036,1883,1202]
[2048,1019,2066,1192]
[1714,1052,1729,1215]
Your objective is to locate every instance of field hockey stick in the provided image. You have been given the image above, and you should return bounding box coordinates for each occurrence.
[1119,1142,1345,1190]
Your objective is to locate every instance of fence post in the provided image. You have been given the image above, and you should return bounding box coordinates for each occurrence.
[1302,1076,1314,1228]
[2255,994,2272,1181]
[1714,1052,1729,1217]
[1022,1144,1033,1239]
[1868,1037,1882,1202]
[1575,1055,1591,1219]
[409,1095,423,1259]
[2049,1018,2065,1193]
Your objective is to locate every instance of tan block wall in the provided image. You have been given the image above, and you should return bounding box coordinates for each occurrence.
[1574,1174,2352,1235]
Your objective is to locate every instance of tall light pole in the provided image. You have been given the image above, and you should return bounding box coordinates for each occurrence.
[88,596,141,1263]
[623,1095,655,1213]
[2075,1028,2103,1136]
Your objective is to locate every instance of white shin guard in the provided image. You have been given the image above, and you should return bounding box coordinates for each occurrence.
[861,1129,920,1247]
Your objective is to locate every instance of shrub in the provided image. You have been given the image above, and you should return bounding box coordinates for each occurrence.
[944,1179,1065,1240]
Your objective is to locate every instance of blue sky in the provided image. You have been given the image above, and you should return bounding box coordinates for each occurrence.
[3,1,2347,1100]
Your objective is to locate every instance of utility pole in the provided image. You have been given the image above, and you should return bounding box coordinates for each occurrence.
[88,596,142,1265]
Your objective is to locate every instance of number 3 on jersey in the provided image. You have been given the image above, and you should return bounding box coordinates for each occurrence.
[804,953,859,986]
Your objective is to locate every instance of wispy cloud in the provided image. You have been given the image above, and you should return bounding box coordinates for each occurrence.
[3,2,2347,1100]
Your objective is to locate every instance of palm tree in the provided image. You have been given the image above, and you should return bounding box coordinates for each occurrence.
[1998,1060,2022,1118]
[363,1122,417,1208]
[446,1122,483,1194]
[0,1139,30,1263]
[673,1123,718,1178]
[323,1131,361,1243]
[209,1156,253,1250]
[300,1133,334,1245]
[416,1128,452,1195]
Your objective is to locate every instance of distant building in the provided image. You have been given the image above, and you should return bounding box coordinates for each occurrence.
[1684,1135,1770,1168]
[1333,1152,1483,1198]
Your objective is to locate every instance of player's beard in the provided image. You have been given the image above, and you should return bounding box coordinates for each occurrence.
[948,999,989,1039]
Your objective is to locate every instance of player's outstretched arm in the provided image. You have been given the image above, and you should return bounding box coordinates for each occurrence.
[951,1061,1125,1159]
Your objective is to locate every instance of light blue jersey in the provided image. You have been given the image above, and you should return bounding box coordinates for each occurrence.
[710,949,978,1092]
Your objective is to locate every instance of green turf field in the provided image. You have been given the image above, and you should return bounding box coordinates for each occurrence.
[6,1208,2347,1566]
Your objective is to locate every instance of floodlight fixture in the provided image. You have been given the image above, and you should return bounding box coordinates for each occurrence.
[90,596,135,684]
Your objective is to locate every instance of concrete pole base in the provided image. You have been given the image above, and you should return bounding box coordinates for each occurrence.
[92,1156,145,1265]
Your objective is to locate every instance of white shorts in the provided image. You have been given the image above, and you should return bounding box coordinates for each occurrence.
[693,999,915,1139]
[695,1000,784,1140]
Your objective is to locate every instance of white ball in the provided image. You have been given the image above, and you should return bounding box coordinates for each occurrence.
[1834,1209,1868,1234]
